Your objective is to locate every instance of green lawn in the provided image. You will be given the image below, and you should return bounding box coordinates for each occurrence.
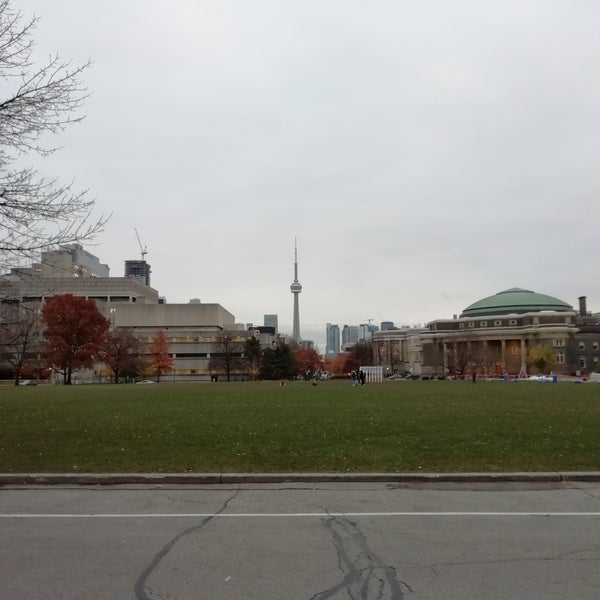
[1,380,599,473]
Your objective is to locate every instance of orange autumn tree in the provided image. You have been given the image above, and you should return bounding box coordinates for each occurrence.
[42,294,110,384]
[329,352,360,375]
[293,346,322,379]
[148,330,173,382]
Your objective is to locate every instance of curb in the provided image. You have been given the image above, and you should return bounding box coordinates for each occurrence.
[2,472,600,486]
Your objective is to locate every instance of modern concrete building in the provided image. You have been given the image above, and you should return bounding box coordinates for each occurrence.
[0,246,279,382]
[111,303,278,381]
[6,244,110,279]
[373,288,600,378]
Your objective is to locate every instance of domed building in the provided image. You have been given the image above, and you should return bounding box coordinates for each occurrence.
[460,288,573,318]
[373,289,600,378]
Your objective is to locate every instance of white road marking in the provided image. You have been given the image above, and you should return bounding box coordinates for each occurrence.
[1,512,600,518]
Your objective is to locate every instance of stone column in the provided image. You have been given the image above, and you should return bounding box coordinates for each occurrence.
[520,338,527,375]
[501,339,506,372]
[443,342,448,374]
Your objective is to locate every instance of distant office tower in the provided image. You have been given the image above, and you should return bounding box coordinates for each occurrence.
[290,239,302,341]
[326,323,340,355]
[264,314,278,334]
[381,321,395,331]
[124,260,151,286]
[342,325,359,346]
[33,244,110,278]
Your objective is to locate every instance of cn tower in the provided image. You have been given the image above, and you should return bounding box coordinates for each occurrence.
[290,239,302,341]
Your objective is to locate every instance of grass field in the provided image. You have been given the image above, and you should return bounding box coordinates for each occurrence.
[1,379,599,473]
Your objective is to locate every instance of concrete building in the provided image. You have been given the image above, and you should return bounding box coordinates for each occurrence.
[6,244,110,279]
[1,274,159,307]
[373,288,600,378]
[0,247,279,382]
[111,303,277,381]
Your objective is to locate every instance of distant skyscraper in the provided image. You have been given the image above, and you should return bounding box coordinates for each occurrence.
[381,321,395,331]
[326,323,340,355]
[124,260,151,286]
[290,239,302,341]
[264,314,278,334]
[342,325,359,346]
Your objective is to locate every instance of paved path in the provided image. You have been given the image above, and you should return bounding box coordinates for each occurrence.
[2,481,600,599]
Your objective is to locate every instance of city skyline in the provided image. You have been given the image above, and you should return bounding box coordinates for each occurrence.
[11,0,600,349]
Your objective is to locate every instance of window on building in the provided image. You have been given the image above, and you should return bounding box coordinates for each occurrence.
[579,357,587,370]
[511,346,518,355]
[480,321,487,327]
[509,319,517,326]
[468,321,475,328]
[556,351,565,364]
[494,320,502,326]
[593,342,599,351]
[579,342,586,351]
[553,339,564,347]
[459,323,465,329]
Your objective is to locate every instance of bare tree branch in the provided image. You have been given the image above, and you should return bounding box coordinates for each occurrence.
[0,1,106,270]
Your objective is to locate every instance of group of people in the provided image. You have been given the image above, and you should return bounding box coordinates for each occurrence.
[351,370,367,386]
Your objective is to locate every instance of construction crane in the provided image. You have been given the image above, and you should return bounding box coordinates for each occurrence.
[134,228,148,260]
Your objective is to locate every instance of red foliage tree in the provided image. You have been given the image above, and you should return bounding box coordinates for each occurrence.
[294,347,322,379]
[330,352,360,375]
[42,294,110,384]
[148,330,173,382]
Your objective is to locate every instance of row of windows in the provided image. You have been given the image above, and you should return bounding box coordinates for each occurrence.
[459,319,518,329]
[554,340,600,351]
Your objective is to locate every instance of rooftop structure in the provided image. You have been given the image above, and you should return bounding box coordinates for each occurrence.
[460,288,573,318]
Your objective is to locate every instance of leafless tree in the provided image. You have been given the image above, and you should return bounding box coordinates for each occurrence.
[0,302,42,384]
[99,328,143,384]
[209,334,243,382]
[0,0,106,269]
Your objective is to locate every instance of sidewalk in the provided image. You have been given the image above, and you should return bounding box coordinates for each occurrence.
[2,472,600,485]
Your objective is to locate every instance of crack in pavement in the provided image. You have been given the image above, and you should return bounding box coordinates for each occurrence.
[310,514,410,599]
[572,485,600,502]
[133,489,240,600]
[424,549,600,571]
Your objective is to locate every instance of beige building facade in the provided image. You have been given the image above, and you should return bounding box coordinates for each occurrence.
[373,289,599,378]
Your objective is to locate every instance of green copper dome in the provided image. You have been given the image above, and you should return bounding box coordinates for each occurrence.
[460,288,573,318]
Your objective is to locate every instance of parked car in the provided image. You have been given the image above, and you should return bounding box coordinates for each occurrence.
[135,379,155,384]
[18,379,37,386]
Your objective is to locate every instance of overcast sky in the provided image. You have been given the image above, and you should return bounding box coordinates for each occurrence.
[13,0,600,348]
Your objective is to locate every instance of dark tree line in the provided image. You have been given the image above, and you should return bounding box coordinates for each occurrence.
[209,335,298,381]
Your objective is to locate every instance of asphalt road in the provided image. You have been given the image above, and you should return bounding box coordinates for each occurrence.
[2,481,600,599]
